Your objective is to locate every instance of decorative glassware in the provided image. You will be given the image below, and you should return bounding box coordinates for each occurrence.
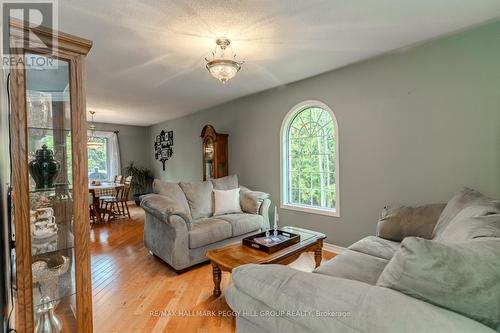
[273,206,279,236]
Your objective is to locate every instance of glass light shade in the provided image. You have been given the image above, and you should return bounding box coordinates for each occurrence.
[206,59,241,84]
[87,111,102,150]
[87,138,103,150]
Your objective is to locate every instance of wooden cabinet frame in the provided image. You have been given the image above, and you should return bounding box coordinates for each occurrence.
[9,19,93,333]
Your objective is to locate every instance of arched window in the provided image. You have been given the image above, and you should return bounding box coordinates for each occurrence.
[280,101,339,217]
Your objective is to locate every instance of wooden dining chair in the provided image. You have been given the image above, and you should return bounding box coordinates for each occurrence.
[102,176,133,220]
[99,176,124,221]
[114,175,124,184]
[100,175,124,209]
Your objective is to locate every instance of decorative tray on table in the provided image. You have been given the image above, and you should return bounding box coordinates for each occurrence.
[242,229,301,253]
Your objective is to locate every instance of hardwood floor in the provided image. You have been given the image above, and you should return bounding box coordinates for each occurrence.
[90,204,335,333]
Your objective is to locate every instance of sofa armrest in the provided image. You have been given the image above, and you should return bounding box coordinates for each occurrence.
[376,203,446,241]
[226,264,494,333]
[140,194,192,229]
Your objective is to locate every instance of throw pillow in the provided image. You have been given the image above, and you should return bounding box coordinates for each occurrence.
[152,179,192,220]
[377,204,445,241]
[179,180,214,219]
[211,175,239,190]
[437,208,500,242]
[213,188,242,216]
[432,187,500,239]
[377,237,500,329]
[239,186,269,214]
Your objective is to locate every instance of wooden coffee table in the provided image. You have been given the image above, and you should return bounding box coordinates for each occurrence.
[206,226,326,297]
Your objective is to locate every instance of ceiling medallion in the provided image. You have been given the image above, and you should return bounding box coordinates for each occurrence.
[205,37,243,84]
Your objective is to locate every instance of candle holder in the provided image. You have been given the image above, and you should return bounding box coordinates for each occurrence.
[273,206,279,236]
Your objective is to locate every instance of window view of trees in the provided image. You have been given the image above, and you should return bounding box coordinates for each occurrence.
[287,107,336,210]
[88,137,108,180]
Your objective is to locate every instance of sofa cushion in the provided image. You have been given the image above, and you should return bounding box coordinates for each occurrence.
[216,213,263,237]
[377,204,445,241]
[179,180,214,219]
[213,188,242,216]
[211,174,239,190]
[432,187,500,239]
[188,218,232,248]
[377,237,500,330]
[437,205,500,243]
[314,249,389,285]
[151,179,192,220]
[239,186,269,214]
[348,236,400,260]
[227,265,494,333]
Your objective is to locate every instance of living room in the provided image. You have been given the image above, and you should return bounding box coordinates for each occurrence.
[0,1,499,333]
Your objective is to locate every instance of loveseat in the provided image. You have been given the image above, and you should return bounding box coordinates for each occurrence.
[226,187,500,333]
[140,175,271,271]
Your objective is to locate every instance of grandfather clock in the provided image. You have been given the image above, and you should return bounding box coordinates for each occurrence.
[201,125,228,181]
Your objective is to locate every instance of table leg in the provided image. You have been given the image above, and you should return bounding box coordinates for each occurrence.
[314,240,323,268]
[212,263,222,297]
[92,192,103,223]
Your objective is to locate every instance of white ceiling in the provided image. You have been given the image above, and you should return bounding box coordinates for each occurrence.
[58,0,500,126]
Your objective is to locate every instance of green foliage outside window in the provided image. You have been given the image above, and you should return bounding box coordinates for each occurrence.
[88,137,108,180]
[287,107,336,209]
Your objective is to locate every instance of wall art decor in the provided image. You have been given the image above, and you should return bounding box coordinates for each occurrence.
[154,130,174,171]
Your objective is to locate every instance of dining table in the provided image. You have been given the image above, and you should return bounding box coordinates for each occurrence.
[89,182,124,223]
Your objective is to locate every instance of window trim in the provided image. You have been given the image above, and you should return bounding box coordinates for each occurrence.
[280,100,340,217]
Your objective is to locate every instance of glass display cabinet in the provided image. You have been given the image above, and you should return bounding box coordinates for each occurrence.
[200,125,228,181]
[8,19,93,332]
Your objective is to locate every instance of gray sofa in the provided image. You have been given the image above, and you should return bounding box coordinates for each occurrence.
[140,175,271,271]
[226,188,500,333]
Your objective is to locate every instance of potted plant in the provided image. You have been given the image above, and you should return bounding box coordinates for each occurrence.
[124,162,154,205]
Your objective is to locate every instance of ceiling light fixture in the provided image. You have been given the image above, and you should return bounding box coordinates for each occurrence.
[205,37,243,84]
[87,111,103,150]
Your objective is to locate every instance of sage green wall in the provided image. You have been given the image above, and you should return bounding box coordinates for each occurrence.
[95,122,150,173]
[148,21,500,247]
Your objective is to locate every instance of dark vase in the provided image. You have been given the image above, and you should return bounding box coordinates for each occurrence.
[29,144,61,189]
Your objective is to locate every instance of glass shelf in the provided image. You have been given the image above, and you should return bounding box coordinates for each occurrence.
[36,291,76,308]
[28,127,72,132]
[29,184,73,193]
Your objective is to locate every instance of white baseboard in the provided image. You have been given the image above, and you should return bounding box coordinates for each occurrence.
[323,242,346,254]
